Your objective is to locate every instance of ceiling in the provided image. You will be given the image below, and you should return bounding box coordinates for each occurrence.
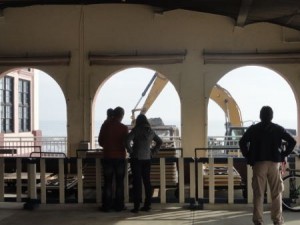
[0,0,300,31]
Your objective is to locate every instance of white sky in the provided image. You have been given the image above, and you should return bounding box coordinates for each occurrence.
[37,66,297,136]
[209,66,297,135]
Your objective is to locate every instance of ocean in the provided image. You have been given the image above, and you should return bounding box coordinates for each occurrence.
[39,120,67,136]
[39,119,297,137]
[39,119,214,137]
[39,120,182,137]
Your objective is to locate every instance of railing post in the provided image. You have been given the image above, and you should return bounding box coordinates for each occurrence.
[28,161,36,199]
[24,158,39,210]
[228,157,234,203]
[197,162,204,200]
[40,158,47,204]
[189,162,195,203]
[58,158,65,203]
[77,158,83,203]
[178,158,185,203]
[160,158,166,203]
[247,165,253,203]
[16,158,22,202]
[208,157,215,204]
[0,158,4,202]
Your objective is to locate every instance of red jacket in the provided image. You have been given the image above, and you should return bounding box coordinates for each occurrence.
[98,118,128,159]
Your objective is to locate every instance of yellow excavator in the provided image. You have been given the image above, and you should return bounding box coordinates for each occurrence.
[131,72,169,122]
[131,72,245,138]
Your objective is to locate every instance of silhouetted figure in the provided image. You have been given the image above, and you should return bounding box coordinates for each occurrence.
[239,106,296,225]
[126,114,162,213]
[98,107,128,212]
[106,108,114,120]
[97,108,114,146]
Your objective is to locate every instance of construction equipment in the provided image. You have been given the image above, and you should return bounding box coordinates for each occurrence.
[131,72,168,122]
[209,84,245,136]
[130,72,180,148]
[132,73,246,139]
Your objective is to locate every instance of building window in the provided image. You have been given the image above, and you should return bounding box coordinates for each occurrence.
[19,79,31,132]
[0,76,14,133]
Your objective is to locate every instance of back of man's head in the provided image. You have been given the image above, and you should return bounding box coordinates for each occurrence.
[113,107,125,120]
[260,106,273,123]
[107,108,114,118]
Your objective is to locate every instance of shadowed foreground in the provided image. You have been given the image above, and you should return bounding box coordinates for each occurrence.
[0,203,299,225]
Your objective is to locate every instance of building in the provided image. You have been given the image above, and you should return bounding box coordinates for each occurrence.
[0,68,40,150]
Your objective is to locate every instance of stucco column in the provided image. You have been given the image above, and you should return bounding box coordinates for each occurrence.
[66,49,92,157]
[180,63,207,157]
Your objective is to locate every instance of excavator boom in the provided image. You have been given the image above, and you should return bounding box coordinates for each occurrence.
[210,84,243,128]
[131,73,243,135]
[131,72,168,120]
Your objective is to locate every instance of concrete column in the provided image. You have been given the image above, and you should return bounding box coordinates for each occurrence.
[180,61,207,157]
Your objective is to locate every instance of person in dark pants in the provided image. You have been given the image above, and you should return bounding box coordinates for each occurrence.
[239,106,296,225]
[126,114,162,213]
[98,106,128,212]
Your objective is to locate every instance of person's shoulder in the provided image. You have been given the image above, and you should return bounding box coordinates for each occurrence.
[271,122,285,131]
[248,123,259,130]
[100,120,110,128]
[120,123,128,129]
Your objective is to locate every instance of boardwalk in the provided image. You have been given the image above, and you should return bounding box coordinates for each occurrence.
[1,203,299,225]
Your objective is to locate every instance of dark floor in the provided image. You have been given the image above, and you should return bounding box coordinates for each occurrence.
[0,202,299,225]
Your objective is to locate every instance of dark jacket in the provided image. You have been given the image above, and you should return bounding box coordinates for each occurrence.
[98,118,128,159]
[239,122,296,166]
[126,125,163,160]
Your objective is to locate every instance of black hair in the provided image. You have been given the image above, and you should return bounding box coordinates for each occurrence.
[113,107,125,118]
[260,106,273,122]
[135,114,150,127]
[107,108,114,118]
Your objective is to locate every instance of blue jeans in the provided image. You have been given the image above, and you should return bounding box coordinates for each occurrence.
[102,158,126,210]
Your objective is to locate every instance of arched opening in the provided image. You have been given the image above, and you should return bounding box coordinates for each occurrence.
[0,68,67,155]
[208,66,297,138]
[36,70,67,137]
[93,67,181,148]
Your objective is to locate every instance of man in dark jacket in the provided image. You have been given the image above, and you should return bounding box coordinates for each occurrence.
[239,106,296,225]
[98,106,128,212]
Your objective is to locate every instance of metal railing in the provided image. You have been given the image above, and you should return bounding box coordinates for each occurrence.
[1,136,67,155]
[93,136,182,149]
[207,136,241,148]
[2,147,297,208]
[0,135,239,156]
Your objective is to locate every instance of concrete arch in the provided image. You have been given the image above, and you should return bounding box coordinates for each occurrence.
[0,67,67,141]
[207,65,298,139]
[91,66,181,148]
[0,66,68,101]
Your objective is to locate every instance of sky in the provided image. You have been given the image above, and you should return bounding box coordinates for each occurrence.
[37,66,297,136]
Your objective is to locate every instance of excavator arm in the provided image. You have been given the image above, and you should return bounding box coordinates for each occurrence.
[210,84,243,132]
[131,73,243,133]
[131,72,168,120]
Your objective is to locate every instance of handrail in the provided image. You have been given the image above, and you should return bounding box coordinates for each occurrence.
[29,151,67,158]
